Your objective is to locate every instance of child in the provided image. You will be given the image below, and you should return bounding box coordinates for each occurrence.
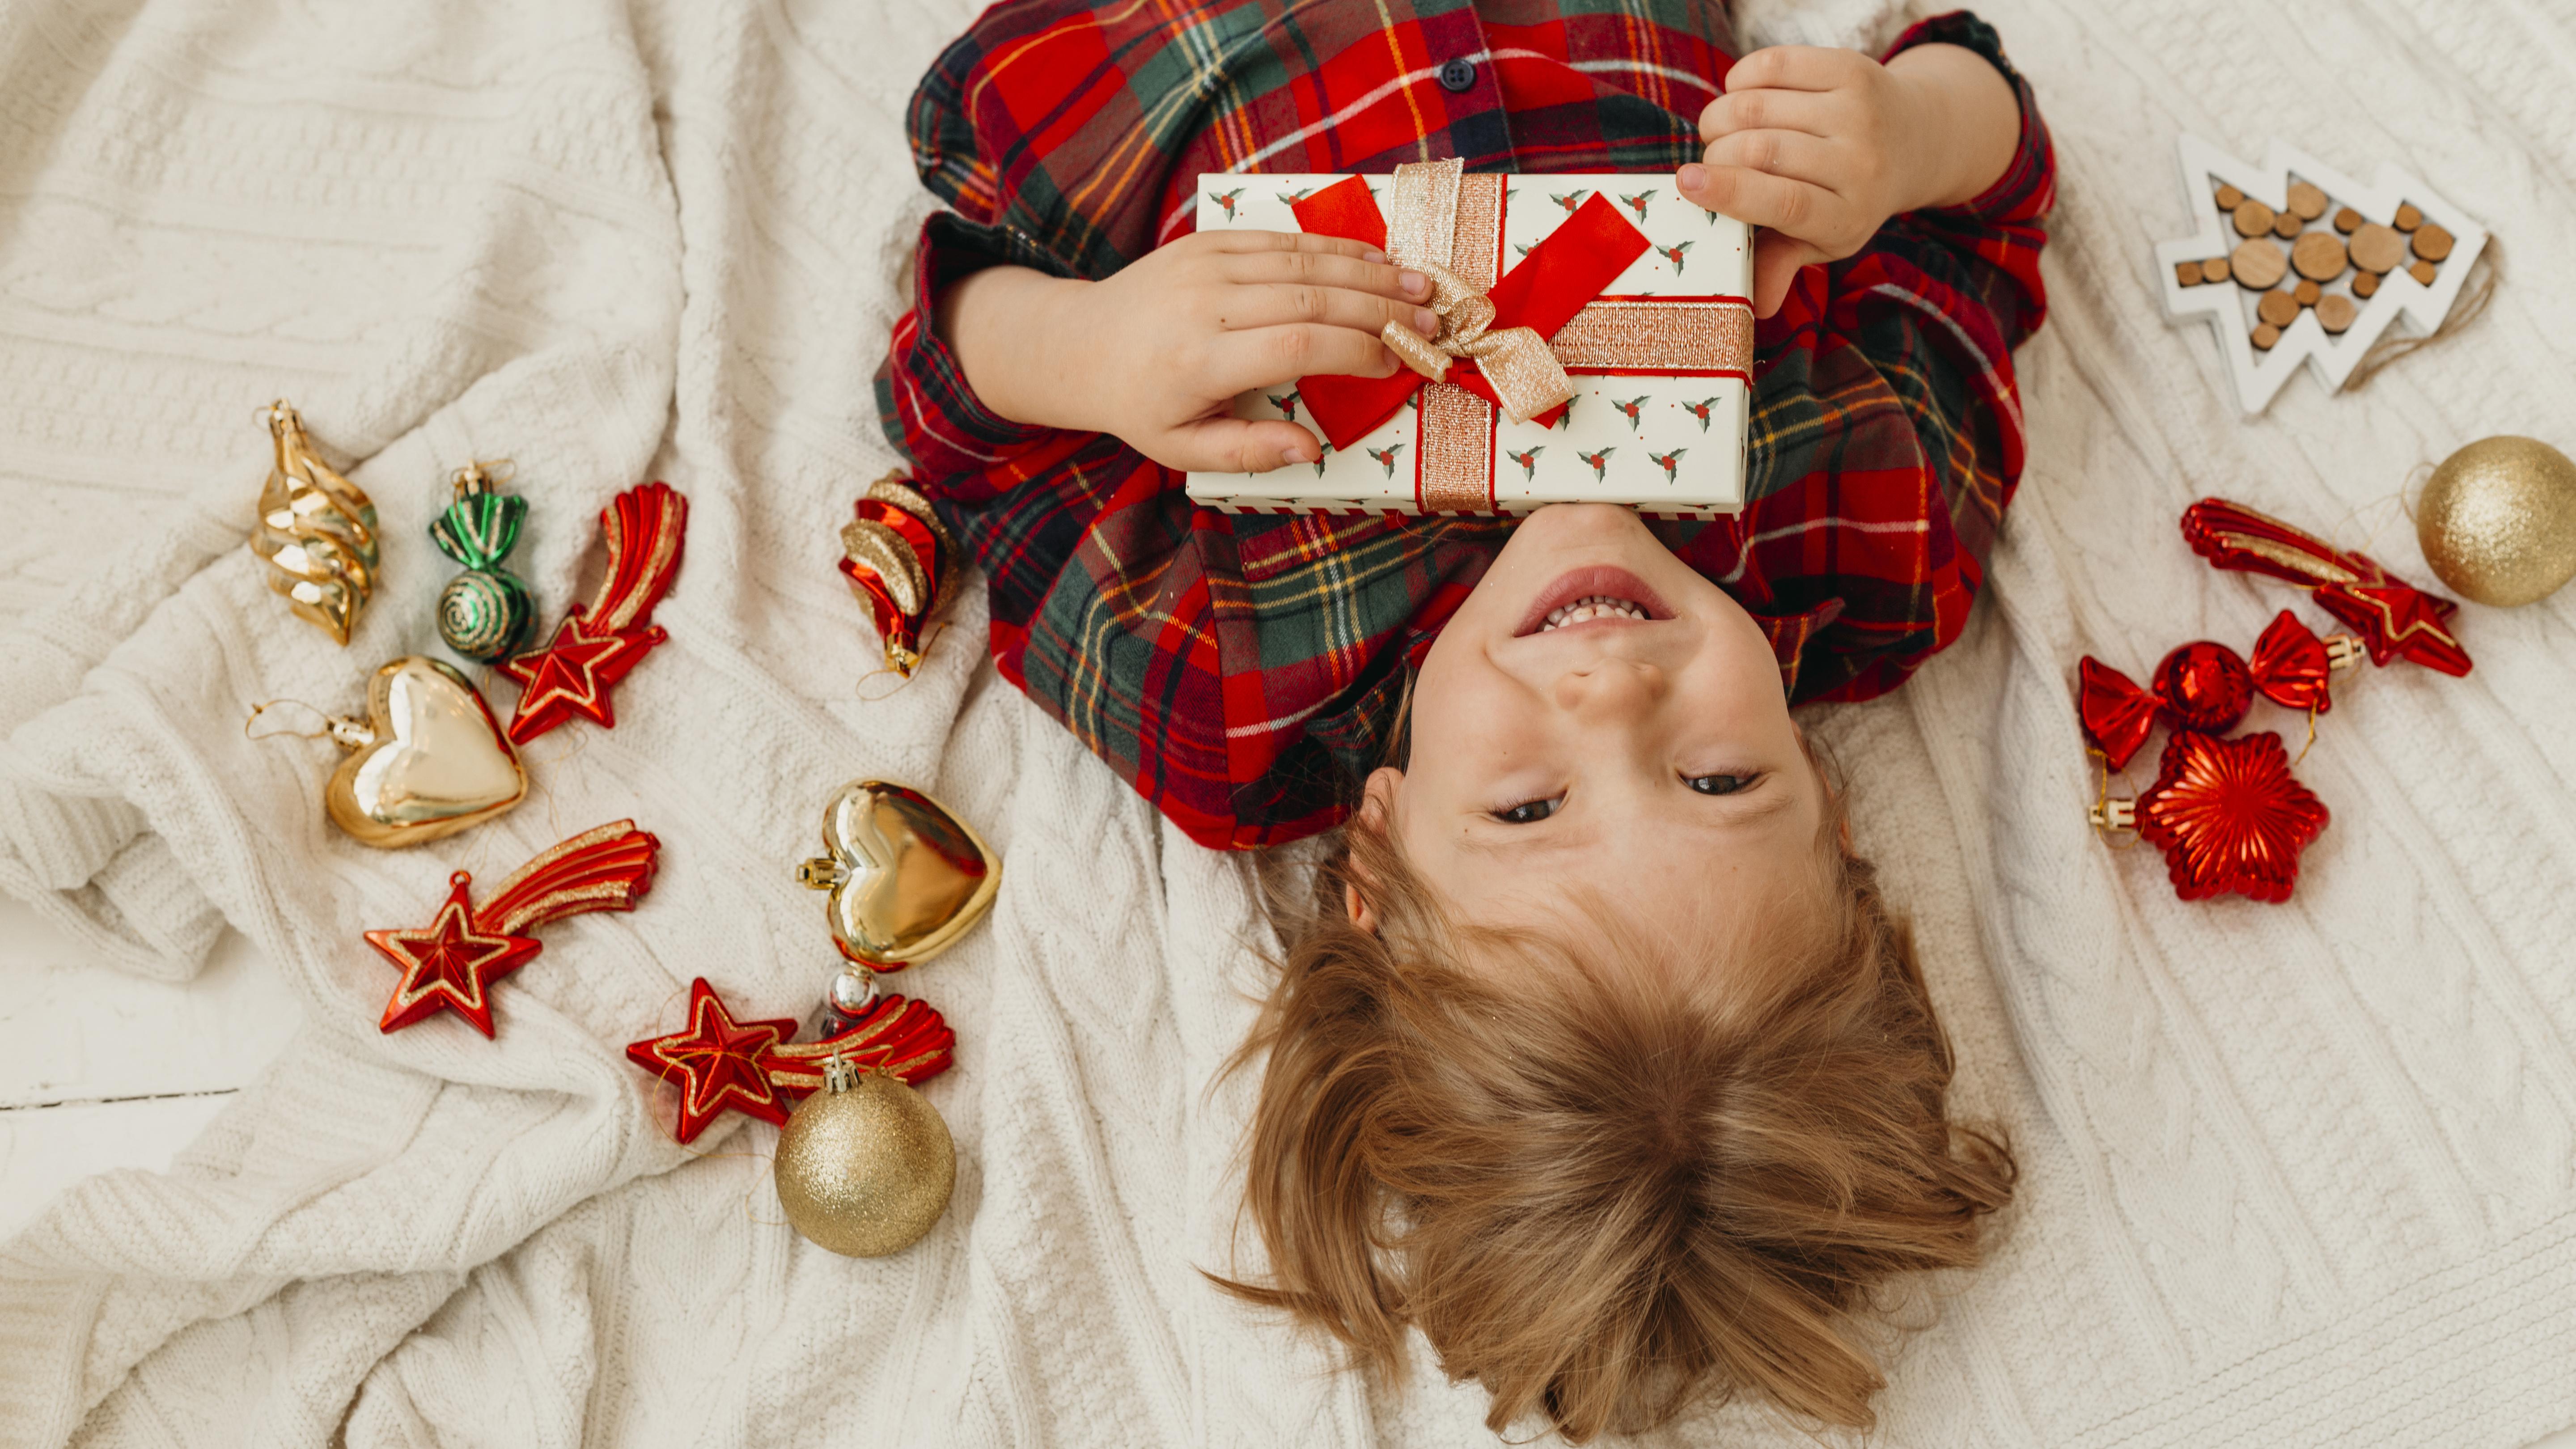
[881,4,2050,1439]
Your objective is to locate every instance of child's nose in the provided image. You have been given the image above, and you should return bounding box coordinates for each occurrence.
[1554,658,1668,716]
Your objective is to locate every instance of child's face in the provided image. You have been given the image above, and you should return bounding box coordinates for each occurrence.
[1367,504,1824,951]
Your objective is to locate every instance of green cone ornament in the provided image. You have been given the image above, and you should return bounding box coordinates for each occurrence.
[430,461,536,662]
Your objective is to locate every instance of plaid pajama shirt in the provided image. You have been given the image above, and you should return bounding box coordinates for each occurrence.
[877,2,2055,850]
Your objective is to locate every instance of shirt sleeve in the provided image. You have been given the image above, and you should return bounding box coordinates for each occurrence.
[873,13,1416,852]
[1674,9,2055,705]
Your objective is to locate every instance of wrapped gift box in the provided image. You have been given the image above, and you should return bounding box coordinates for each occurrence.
[1183,169,1754,520]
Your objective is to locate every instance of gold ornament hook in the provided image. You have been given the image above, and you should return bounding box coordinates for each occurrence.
[450,459,516,498]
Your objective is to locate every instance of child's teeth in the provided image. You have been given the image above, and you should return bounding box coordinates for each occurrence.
[1538,595,1647,631]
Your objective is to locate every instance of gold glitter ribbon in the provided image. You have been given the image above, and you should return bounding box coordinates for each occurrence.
[1378,160,1576,427]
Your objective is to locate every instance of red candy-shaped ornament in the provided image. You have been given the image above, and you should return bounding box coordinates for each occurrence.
[2079,610,2361,770]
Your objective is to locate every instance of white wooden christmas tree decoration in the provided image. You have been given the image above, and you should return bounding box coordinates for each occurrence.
[2155,136,2487,415]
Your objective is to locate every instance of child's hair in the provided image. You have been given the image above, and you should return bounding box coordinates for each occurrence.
[1218,754,2016,1441]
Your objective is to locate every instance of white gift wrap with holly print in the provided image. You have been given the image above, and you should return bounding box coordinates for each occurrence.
[1182,172,1754,520]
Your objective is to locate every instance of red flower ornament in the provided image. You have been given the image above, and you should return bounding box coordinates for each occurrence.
[2100,731,2330,903]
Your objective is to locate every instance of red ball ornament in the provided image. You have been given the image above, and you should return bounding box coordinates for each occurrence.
[2128,731,2330,903]
[2149,640,2254,733]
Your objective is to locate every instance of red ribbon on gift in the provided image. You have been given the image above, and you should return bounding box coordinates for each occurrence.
[1290,177,1655,449]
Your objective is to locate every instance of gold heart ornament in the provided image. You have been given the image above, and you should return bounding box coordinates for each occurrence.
[797,781,999,969]
[323,657,528,848]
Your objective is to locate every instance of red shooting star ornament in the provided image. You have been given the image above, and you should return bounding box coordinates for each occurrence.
[626,976,956,1144]
[2181,498,2471,676]
[502,482,688,745]
[364,821,660,1036]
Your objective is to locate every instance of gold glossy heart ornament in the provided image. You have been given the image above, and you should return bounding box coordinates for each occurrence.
[797,781,1000,968]
[324,657,528,848]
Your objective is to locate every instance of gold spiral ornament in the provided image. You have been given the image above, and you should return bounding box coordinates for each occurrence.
[250,401,378,645]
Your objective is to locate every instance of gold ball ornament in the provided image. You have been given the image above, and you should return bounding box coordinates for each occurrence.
[2416,436,2576,607]
[773,1057,955,1258]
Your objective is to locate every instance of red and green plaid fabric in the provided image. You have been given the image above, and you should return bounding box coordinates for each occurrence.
[877,3,2055,851]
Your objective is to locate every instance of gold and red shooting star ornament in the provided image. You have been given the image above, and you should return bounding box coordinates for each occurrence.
[364,820,659,1036]
[250,400,379,646]
[624,979,957,1257]
[2081,500,2471,902]
[2181,497,2471,675]
[839,472,959,678]
[502,482,688,744]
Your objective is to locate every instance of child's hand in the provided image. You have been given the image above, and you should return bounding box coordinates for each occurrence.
[936,231,1437,474]
[1675,43,2019,318]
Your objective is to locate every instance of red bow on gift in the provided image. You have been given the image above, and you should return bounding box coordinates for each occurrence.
[2079,610,2363,770]
[1288,176,1649,450]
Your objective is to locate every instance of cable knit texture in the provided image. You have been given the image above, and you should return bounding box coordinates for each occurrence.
[1,0,2573,1445]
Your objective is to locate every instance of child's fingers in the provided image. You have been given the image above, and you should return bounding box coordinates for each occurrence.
[1696,86,1839,144]
[1213,326,1401,395]
[1692,130,1849,194]
[1750,232,1826,319]
[1722,45,1867,96]
[1158,416,1328,474]
[1207,229,1389,266]
[1674,163,1838,240]
[1220,284,1439,340]
[1223,248,1431,301]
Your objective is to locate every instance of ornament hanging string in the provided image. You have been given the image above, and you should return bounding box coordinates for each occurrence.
[2344,239,2499,392]
[244,698,334,742]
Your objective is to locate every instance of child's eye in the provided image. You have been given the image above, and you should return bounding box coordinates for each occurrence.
[1686,773,1756,796]
[1492,796,1561,824]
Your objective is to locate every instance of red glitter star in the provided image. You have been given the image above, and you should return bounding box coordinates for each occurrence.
[364,874,542,1036]
[624,979,802,1144]
[2135,731,2330,903]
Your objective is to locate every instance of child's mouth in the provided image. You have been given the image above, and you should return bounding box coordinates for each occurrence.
[1538,596,1651,631]
[1515,565,1671,636]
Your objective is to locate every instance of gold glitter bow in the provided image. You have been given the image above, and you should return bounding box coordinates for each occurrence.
[1377,159,1576,425]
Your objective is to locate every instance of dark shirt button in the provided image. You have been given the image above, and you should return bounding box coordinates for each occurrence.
[1437,57,1477,93]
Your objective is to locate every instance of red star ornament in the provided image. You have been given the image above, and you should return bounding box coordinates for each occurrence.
[364,874,541,1035]
[361,821,661,1037]
[2180,498,2470,676]
[2132,730,2330,903]
[627,976,957,1144]
[625,979,802,1143]
[503,612,661,743]
[505,482,688,745]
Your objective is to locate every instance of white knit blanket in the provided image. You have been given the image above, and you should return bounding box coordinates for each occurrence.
[5,0,2575,1444]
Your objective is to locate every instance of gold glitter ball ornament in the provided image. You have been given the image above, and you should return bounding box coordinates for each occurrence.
[2415,436,2576,607]
[773,1057,955,1258]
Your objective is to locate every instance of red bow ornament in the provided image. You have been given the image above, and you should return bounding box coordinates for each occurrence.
[625,976,956,1144]
[2181,498,2471,676]
[1288,159,1753,512]
[2078,610,2363,770]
